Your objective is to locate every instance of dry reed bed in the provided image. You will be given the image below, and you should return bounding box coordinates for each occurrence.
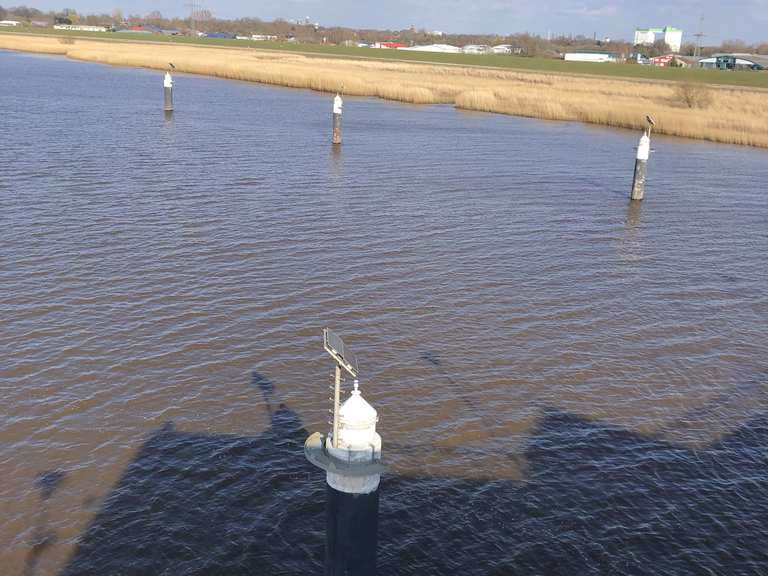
[3,34,768,148]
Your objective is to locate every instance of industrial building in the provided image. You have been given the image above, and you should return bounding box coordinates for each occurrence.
[564,51,620,63]
[462,44,491,54]
[398,44,461,53]
[634,27,683,53]
[52,24,108,32]
[697,54,768,70]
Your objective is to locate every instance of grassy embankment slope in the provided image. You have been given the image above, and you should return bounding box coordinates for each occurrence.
[2,30,768,148]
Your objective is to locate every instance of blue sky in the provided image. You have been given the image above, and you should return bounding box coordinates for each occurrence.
[26,0,768,43]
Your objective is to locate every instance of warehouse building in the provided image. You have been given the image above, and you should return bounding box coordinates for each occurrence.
[398,44,461,53]
[564,51,620,63]
[697,54,768,71]
[53,24,108,32]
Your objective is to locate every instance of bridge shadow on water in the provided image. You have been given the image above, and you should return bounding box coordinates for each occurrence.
[59,374,768,576]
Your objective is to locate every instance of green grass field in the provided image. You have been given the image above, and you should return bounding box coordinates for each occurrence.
[3,26,768,89]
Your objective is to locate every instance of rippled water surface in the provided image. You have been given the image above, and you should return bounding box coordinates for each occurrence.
[1,50,767,575]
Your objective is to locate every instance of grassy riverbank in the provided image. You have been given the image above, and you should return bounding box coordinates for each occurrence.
[2,32,768,148]
[4,27,768,89]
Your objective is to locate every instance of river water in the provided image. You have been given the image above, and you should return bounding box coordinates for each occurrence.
[1,50,767,575]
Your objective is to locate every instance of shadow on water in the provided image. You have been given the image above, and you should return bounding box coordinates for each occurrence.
[381,407,768,576]
[36,470,67,501]
[24,471,67,576]
[251,370,276,418]
[419,351,441,367]
[656,371,768,445]
[419,351,478,414]
[58,374,768,576]
[60,401,324,576]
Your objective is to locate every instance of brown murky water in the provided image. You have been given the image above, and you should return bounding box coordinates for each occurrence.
[1,51,767,575]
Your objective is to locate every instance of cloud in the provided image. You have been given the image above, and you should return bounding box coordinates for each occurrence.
[559,3,619,17]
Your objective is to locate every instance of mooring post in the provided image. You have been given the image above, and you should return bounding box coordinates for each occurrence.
[306,330,385,576]
[332,92,343,145]
[631,116,654,201]
[163,70,174,112]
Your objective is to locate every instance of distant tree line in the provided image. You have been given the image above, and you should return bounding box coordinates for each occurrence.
[2,5,766,57]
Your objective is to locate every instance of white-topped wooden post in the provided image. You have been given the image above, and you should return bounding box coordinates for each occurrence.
[332,93,343,145]
[631,116,654,201]
[163,71,174,112]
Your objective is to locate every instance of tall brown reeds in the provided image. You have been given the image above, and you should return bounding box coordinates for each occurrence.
[2,34,768,148]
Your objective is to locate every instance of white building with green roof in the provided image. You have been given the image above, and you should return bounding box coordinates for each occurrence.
[634,26,683,53]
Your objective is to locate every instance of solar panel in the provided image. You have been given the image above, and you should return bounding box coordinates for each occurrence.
[323,328,358,377]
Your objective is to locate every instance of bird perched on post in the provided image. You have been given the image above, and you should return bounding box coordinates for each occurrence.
[645,115,655,136]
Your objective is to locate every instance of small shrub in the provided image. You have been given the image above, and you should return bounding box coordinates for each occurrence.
[675,82,712,109]
[58,37,75,45]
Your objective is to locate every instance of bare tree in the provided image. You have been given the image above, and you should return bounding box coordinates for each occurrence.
[61,7,79,23]
[680,42,698,57]
[720,39,749,53]
[646,39,671,57]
